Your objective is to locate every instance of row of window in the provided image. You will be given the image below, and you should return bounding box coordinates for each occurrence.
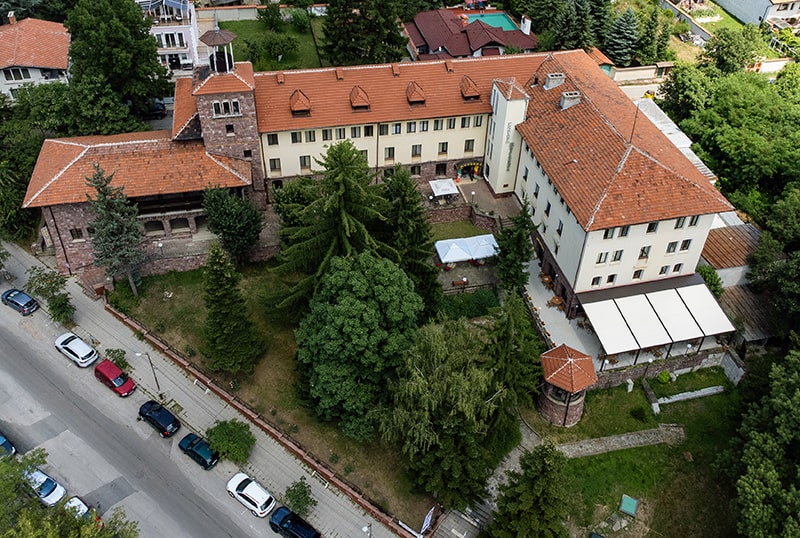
[595,240,692,265]
[154,32,186,48]
[590,263,684,286]
[603,216,699,239]
[212,99,241,118]
[267,116,484,146]
[3,68,31,81]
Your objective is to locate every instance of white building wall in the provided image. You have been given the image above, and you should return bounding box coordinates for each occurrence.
[260,114,488,179]
[710,0,771,24]
[0,66,67,99]
[484,82,527,194]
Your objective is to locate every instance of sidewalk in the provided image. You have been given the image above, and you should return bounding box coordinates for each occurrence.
[1,240,400,538]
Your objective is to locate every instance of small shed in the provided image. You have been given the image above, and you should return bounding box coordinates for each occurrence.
[537,344,598,427]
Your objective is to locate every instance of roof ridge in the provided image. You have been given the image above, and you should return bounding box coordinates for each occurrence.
[205,152,251,184]
[586,146,633,230]
[174,112,198,139]
[24,143,89,208]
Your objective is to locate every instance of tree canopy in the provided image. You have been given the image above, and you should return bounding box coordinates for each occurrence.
[85,164,145,296]
[65,0,171,115]
[495,196,535,292]
[323,0,406,66]
[296,252,423,441]
[604,8,639,67]
[700,25,768,75]
[203,188,263,264]
[203,242,264,375]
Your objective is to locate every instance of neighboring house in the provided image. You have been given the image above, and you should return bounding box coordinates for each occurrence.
[711,0,800,26]
[137,0,199,73]
[25,45,734,343]
[0,13,69,99]
[701,222,773,344]
[404,9,538,60]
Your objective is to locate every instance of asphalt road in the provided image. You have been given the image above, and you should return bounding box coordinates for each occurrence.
[0,308,274,537]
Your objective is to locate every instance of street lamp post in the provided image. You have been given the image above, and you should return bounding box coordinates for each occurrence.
[362,523,372,538]
[136,352,164,400]
[471,190,476,205]
[644,357,654,379]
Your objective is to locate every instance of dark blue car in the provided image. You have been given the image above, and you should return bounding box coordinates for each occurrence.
[178,433,219,470]
[269,506,321,538]
[1,289,39,315]
[138,400,181,438]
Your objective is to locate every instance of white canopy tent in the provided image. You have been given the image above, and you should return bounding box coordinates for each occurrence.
[435,234,498,263]
[429,179,460,197]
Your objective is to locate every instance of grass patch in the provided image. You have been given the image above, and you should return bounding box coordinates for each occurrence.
[649,366,731,399]
[700,1,744,34]
[441,287,499,319]
[310,17,329,67]
[431,221,489,241]
[121,263,433,526]
[219,20,321,71]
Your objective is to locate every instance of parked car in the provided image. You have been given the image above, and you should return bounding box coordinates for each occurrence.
[0,431,15,459]
[269,506,322,538]
[65,496,104,528]
[178,433,219,470]
[24,468,66,506]
[140,99,167,120]
[54,333,99,368]
[94,359,136,397]
[138,400,181,438]
[226,472,276,517]
[1,289,39,315]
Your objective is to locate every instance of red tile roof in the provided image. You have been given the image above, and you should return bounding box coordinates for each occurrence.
[703,224,761,269]
[24,131,251,208]
[172,77,199,139]
[0,17,69,70]
[541,344,597,393]
[516,53,732,230]
[193,62,255,95]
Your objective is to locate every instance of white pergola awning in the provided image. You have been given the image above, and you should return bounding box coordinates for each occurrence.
[581,283,733,355]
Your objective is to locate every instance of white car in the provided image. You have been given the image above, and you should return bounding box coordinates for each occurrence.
[226,472,276,517]
[25,468,66,506]
[54,332,99,367]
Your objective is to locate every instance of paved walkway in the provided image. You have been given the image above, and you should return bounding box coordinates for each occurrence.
[1,240,400,538]
[557,424,686,459]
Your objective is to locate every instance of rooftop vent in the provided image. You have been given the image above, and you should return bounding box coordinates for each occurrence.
[544,72,565,90]
[391,63,401,77]
[276,72,285,85]
[560,91,581,110]
[445,61,454,73]
[335,67,344,81]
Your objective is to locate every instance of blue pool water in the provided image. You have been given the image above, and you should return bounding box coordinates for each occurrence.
[467,13,518,31]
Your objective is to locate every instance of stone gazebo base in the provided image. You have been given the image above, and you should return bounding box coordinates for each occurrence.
[537,384,586,427]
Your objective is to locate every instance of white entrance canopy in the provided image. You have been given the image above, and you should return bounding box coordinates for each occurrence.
[429,179,459,197]
[435,234,498,263]
[580,282,734,356]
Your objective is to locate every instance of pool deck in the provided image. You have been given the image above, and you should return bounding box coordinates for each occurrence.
[447,6,520,30]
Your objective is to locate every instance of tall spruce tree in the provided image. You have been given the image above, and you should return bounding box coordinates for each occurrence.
[203,242,264,375]
[379,166,442,322]
[66,0,171,115]
[495,196,536,292]
[587,0,611,46]
[481,442,570,538]
[86,164,145,296]
[323,0,406,66]
[272,140,391,314]
[605,8,639,67]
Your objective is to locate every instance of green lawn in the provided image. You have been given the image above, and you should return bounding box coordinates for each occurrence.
[649,366,731,399]
[700,1,745,34]
[219,20,321,71]
[431,221,490,241]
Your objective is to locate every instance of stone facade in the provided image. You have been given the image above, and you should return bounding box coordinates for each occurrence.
[537,383,586,427]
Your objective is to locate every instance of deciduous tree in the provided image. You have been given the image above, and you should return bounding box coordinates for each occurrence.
[86,164,145,296]
[296,252,422,441]
[203,188,263,264]
[700,25,767,75]
[203,243,264,374]
[323,0,406,65]
[481,442,569,538]
[25,266,75,324]
[206,419,256,465]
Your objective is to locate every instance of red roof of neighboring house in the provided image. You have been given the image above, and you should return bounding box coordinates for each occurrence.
[703,224,761,269]
[0,17,69,70]
[516,53,732,230]
[541,344,597,393]
[23,131,251,208]
[587,46,613,66]
[410,9,464,52]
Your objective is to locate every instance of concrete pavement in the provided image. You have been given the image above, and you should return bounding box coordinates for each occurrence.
[2,239,402,538]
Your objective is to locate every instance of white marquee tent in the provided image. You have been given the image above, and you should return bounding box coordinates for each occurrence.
[435,234,498,263]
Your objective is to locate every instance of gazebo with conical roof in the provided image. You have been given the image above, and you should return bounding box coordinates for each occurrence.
[537,344,598,427]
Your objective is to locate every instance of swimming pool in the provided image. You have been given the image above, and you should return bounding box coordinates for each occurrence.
[467,12,518,31]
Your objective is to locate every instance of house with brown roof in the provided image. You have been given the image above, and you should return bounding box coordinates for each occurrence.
[404,9,538,60]
[24,45,734,317]
[0,13,69,99]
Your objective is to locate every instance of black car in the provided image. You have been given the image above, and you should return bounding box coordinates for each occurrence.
[140,100,167,120]
[269,506,321,538]
[1,289,39,315]
[178,433,219,470]
[138,400,181,438]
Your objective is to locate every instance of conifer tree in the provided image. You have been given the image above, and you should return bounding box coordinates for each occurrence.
[86,164,145,296]
[203,242,264,375]
[203,187,263,265]
[587,0,612,46]
[605,8,639,67]
[379,166,442,321]
[482,442,570,538]
[495,195,535,292]
[636,7,660,65]
[656,21,672,62]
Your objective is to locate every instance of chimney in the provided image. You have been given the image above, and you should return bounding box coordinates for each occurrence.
[560,91,581,110]
[520,15,531,36]
[7,11,16,24]
[543,72,565,90]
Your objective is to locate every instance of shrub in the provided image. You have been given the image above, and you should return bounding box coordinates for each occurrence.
[290,8,309,33]
[657,370,671,384]
[672,20,690,36]
[106,348,130,371]
[107,279,139,315]
[48,292,75,324]
[697,265,723,299]
[207,419,255,465]
[630,406,647,422]
[441,287,500,319]
[282,477,317,517]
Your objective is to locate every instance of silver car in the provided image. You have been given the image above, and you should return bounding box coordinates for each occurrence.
[55,333,99,367]
[25,468,66,507]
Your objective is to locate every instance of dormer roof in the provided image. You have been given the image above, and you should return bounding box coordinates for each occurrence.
[406,81,425,105]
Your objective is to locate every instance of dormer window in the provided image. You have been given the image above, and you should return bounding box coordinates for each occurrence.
[460,75,480,101]
[350,85,370,112]
[406,81,425,107]
[212,99,241,117]
[290,90,311,117]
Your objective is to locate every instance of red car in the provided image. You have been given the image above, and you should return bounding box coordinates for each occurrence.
[94,359,136,397]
